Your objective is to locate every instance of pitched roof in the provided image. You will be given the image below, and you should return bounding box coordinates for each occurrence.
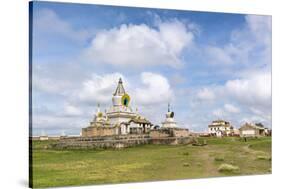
[239,123,265,130]
[208,120,230,127]
[130,117,152,124]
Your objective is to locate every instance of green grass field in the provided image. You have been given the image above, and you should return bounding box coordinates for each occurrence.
[31,137,271,188]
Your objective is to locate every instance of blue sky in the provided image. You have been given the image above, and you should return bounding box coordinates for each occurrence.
[31,1,272,136]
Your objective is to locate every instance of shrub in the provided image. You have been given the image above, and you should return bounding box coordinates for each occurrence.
[218,164,239,173]
[268,168,272,172]
[214,157,224,161]
[183,163,190,167]
[256,155,271,161]
[182,152,189,156]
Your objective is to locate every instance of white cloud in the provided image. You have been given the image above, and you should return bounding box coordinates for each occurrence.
[33,114,86,130]
[225,71,271,108]
[74,72,173,125]
[192,70,271,129]
[77,73,125,104]
[63,104,83,116]
[134,72,173,105]
[205,15,271,67]
[244,15,271,47]
[197,88,215,101]
[33,77,72,94]
[249,107,271,121]
[71,71,173,108]
[84,20,194,68]
[224,103,240,113]
[34,8,90,42]
[240,116,267,125]
[212,108,224,118]
[205,46,234,65]
[171,74,186,85]
[193,15,272,129]
[198,71,271,118]
[158,20,194,56]
[188,69,271,130]
[31,13,272,134]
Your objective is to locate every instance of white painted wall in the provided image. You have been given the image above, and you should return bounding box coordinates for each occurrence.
[120,124,127,135]
[242,130,255,135]
[109,117,131,125]
[208,126,231,135]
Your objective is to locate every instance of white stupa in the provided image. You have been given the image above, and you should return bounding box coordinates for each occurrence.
[106,78,137,125]
[162,103,178,128]
[82,78,152,136]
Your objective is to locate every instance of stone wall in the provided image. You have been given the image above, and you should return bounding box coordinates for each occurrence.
[149,130,170,138]
[50,127,192,149]
[172,128,189,137]
[82,127,116,137]
[149,128,189,138]
[50,135,193,149]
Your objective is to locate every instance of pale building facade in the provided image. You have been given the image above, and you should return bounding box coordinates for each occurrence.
[208,120,232,137]
[239,123,266,137]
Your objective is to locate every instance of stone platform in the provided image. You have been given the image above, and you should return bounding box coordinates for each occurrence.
[50,134,194,149]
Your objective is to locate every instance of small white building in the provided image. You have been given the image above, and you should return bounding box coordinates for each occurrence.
[208,120,232,137]
[239,123,266,137]
[39,135,49,141]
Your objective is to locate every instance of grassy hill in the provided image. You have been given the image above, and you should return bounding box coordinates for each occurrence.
[30,137,271,188]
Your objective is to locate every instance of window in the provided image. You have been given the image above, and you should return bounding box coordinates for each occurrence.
[124,98,128,106]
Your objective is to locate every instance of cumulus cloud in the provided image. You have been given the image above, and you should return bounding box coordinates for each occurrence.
[212,104,240,118]
[32,114,88,134]
[201,71,271,116]
[205,15,271,67]
[33,76,72,94]
[212,108,224,118]
[225,71,271,108]
[205,46,234,65]
[192,15,272,129]
[197,88,215,101]
[224,103,240,113]
[84,20,194,68]
[249,107,271,122]
[71,72,173,125]
[68,71,174,109]
[63,104,83,116]
[134,72,173,105]
[191,68,271,129]
[34,8,90,42]
[240,116,267,125]
[31,11,272,134]
[170,74,186,85]
[77,73,125,105]
[244,15,271,47]
[194,70,271,128]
